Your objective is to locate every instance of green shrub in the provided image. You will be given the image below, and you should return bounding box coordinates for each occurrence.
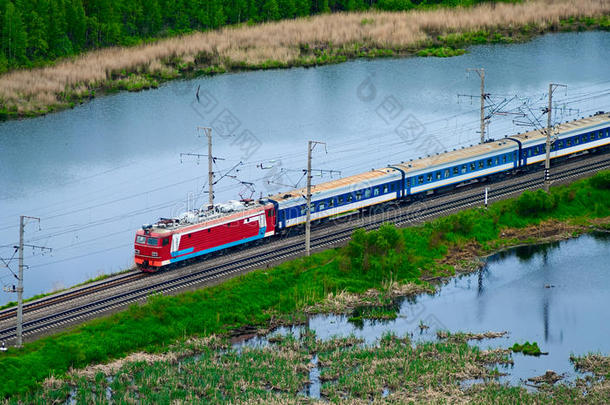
[515,190,557,216]
[590,171,610,190]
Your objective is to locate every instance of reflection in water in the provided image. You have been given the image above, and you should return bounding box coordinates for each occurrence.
[305,234,610,384]
[512,241,560,263]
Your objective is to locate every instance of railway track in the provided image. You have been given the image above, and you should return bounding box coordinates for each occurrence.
[1,153,608,343]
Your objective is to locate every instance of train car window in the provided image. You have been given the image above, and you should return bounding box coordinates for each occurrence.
[453,167,459,175]
[487,158,492,167]
[136,235,146,244]
[383,185,389,193]
[347,194,353,202]
[319,202,325,210]
[329,199,334,208]
[444,169,450,178]
[162,238,169,246]
[435,172,441,180]
[418,175,424,184]
[590,133,595,141]
[364,189,371,198]
[462,165,467,174]
[581,135,586,143]
[534,147,539,155]
[355,192,362,201]
[495,157,499,165]
[391,183,395,191]
[470,163,476,171]
[146,237,158,246]
[338,196,344,204]
[427,173,432,182]
[502,155,507,163]
[300,206,306,216]
[406,179,411,187]
[599,131,604,139]
[574,137,579,145]
[373,187,379,196]
[478,161,483,169]
[567,139,571,146]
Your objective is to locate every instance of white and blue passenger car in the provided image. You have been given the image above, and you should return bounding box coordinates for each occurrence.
[269,113,610,232]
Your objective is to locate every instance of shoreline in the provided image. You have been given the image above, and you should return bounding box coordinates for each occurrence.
[0,1,608,121]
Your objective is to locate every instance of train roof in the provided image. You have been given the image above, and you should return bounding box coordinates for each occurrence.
[268,167,400,203]
[140,199,271,235]
[509,112,610,144]
[393,113,610,175]
[392,138,515,175]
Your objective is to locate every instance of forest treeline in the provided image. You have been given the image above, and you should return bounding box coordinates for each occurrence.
[0,0,513,72]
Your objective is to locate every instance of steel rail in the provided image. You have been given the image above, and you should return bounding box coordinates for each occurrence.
[0,154,608,342]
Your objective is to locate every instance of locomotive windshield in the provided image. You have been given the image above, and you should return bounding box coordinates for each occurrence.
[146,237,159,246]
[136,235,146,244]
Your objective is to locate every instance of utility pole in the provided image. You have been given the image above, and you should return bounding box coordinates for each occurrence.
[204,127,213,210]
[10,216,51,348]
[305,141,327,257]
[465,68,486,144]
[544,83,567,193]
[180,127,224,211]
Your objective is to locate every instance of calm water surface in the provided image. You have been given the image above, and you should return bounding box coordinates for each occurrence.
[245,234,610,389]
[0,31,609,301]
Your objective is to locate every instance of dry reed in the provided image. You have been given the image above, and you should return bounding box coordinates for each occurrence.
[0,0,608,116]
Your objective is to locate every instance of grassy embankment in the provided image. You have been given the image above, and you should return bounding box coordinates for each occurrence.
[0,0,608,120]
[0,170,609,398]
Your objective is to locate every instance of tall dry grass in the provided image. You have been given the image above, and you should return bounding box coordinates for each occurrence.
[0,0,608,115]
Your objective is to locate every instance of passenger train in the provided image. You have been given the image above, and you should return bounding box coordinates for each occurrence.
[135,112,610,271]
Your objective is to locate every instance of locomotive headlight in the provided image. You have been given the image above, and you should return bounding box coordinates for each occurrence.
[135,249,140,254]
[152,252,158,257]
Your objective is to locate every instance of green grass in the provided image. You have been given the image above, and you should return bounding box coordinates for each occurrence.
[417,46,466,57]
[0,171,609,398]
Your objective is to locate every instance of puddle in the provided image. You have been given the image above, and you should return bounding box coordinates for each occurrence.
[236,233,609,392]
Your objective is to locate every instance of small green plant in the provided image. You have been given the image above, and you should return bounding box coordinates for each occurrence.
[511,341,543,356]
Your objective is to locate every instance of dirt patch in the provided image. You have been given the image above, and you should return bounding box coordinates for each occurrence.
[437,331,508,342]
[528,370,564,385]
[305,282,433,315]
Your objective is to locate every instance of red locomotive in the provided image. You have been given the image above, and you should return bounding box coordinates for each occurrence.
[134,200,275,272]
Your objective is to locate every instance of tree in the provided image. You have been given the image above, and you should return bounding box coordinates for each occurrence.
[25,10,48,61]
[66,0,87,51]
[140,0,162,35]
[2,1,28,65]
[262,0,280,21]
[278,0,296,19]
[47,0,73,57]
[294,0,310,16]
